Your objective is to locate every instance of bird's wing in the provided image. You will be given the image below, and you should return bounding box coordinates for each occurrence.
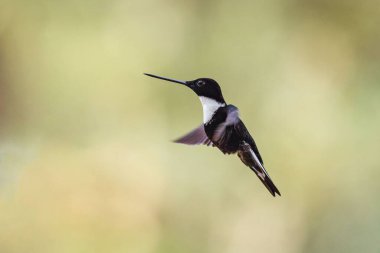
[212,105,263,162]
[216,107,279,196]
[174,124,213,146]
[234,119,264,164]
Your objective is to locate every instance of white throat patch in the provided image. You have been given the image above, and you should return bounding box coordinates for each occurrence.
[199,96,225,123]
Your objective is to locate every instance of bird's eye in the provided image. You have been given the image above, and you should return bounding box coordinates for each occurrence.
[197,80,205,87]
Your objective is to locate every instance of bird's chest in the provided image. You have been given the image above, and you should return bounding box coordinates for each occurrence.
[204,111,241,154]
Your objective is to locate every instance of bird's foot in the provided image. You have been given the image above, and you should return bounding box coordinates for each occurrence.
[239,141,251,152]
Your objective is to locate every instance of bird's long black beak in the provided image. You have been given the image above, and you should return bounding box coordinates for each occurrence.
[144,73,188,86]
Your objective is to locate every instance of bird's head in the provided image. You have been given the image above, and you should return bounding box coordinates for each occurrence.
[144,73,225,104]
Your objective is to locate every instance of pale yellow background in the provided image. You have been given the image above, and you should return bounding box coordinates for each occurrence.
[0,0,380,252]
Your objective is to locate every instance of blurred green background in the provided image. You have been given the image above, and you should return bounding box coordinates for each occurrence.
[1,0,380,252]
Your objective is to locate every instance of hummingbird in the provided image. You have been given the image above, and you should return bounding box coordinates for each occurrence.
[144,73,280,197]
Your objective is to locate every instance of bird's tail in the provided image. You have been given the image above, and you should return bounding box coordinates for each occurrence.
[250,166,281,197]
[237,141,281,197]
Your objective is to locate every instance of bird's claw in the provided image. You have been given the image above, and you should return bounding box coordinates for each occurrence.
[239,141,251,152]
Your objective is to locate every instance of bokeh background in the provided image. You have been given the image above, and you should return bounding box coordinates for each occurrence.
[1,0,380,252]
